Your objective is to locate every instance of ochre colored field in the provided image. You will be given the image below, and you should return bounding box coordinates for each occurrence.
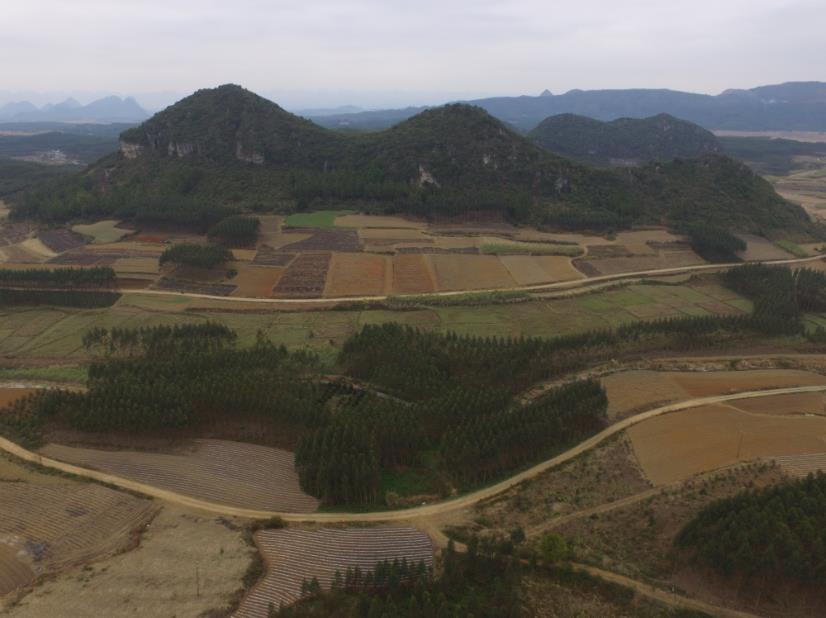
[112,257,160,275]
[0,483,156,595]
[391,254,436,294]
[40,439,319,512]
[324,252,388,297]
[628,403,826,485]
[730,391,825,416]
[0,387,35,407]
[499,255,583,285]
[603,369,826,419]
[358,227,428,241]
[236,528,434,616]
[230,264,284,298]
[71,220,129,245]
[576,249,704,276]
[430,254,516,291]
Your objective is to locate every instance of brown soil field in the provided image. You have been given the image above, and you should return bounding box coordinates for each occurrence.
[111,257,160,275]
[230,265,284,298]
[40,439,319,512]
[0,482,156,595]
[256,215,282,246]
[498,255,584,285]
[280,229,361,252]
[268,232,312,250]
[671,368,826,396]
[729,391,825,416]
[154,278,237,296]
[232,249,258,261]
[4,506,251,618]
[0,387,35,407]
[236,527,434,616]
[36,229,86,253]
[575,249,704,276]
[0,224,32,247]
[430,254,516,291]
[390,254,436,294]
[736,233,794,261]
[357,227,428,241]
[252,248,295,266]
[324,253,388,297]
[334,214,425,229]
[273,253,331,298]
[628,403,826,485]
[49,252,116,266]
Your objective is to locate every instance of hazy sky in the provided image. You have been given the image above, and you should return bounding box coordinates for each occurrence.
[3,0,824,109]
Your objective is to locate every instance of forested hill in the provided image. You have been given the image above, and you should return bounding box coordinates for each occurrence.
[529,113,722,166]
[9,84,817,238]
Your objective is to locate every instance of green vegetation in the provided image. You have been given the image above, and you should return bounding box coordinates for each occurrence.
[159,243,233,269]
[776,239,808,257]
[207,215,260,245]
[0,365,87,384]
[0,288,120,308]
[529,113,721,166]
[721,136,826,175]
[0,131,118,164]
[275,539,520,617]
[684,225,746,263]
[676,472,826,583]
[8,85,816,240]
[283,210,352,228]
[0,157,79,197]
[0,267,115,287]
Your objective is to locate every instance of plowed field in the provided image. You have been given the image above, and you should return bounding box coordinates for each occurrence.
[430,254,516,291]
[628,403,826,485]
[324,253,388,297]
[235,527,434,616]
[231,265,284,298]
[500,255,583,285]
[391,254,436,294]
[0,483,156,595]
[40,439,319,512]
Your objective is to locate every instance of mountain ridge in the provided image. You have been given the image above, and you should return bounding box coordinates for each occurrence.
[0,96,148,123]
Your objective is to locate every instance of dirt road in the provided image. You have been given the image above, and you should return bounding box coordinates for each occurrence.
[2,385,824,524]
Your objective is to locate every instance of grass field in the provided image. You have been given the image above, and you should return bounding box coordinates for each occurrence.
[282,210,353,228]
[0,278,753,365]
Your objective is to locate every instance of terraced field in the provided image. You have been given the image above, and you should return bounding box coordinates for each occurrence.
[235,527,434,616]
[40,439,319,512]
[0,483,156,595]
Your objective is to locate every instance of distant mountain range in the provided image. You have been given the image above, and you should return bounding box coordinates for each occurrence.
[529,113,722,166]
[308,81,826,132]
[0,96,148,123]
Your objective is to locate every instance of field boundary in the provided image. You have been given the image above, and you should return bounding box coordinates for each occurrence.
[1,385,824,523]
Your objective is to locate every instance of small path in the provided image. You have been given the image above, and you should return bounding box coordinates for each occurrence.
[2,385,825,524]
[570,563,763,618]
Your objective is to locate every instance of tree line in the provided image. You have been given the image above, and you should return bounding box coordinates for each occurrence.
[0,266,115,288]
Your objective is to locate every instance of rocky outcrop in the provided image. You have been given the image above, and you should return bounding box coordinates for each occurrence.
[119,141,143,159]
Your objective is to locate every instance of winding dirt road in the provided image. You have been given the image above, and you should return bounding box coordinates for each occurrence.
[2,384,824,524]
[100,253,826,305]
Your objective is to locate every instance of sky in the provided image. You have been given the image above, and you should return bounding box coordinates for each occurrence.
[2,0,824,110]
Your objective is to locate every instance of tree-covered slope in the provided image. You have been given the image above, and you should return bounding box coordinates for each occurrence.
[9,84,818,238]
[529,113,722,165]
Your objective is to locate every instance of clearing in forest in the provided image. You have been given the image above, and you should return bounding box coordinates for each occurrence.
[235,527,434,617]
[40,439,319,512]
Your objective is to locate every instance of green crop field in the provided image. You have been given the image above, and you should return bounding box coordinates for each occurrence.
[0,277,751,367]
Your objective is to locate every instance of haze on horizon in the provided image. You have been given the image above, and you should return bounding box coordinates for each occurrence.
[2,0,824,110]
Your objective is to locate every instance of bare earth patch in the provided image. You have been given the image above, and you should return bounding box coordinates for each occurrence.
[40,439,319,512]
[430,254,516,291]
[324,252,388,297]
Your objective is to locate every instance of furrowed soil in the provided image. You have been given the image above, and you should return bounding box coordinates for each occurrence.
[324,252,388,297]
[3,506,252,618]
[40,439,319,512]
[235,527,434,617]
[0,482,157,596]
[390,254,436,294]
[430,254,516,291]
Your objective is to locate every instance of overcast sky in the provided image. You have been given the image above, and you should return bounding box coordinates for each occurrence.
[2,0,824,109]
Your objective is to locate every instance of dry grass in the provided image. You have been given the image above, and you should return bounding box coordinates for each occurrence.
[324,253,388,297]
[4,506,252,618]
[71,221,128,245]
[230,265,284,298]
[576,249,704,276]
[40,439,319,512]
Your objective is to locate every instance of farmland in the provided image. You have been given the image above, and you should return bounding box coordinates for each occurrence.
[235,527,434,617]
[40,439,320,512]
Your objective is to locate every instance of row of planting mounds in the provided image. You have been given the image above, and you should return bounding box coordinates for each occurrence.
[272,253,331,297]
